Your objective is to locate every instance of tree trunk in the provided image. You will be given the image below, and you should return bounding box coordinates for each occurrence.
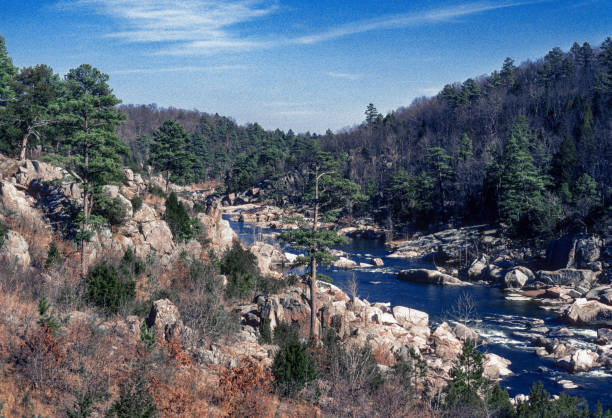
[19,132,29,161]
[81,188,88,277]
[310,171,321,340]
[81,118,89,278]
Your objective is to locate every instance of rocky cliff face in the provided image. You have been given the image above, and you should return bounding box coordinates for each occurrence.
[0,154,237,272]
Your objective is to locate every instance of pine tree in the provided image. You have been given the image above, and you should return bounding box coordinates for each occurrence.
[149,119,198,189]
[6,65,61,160]
[60,64,126,276]
[0,35,17,107]
[427,147,455,213]
[280,154,363,339]
[550,135,578,200]
[499,117,549,234]
[364,103,379,127]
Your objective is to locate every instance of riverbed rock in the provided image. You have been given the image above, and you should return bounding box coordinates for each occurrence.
[333,256,357,269]
[397,269,470,286]
[468,255,488,280]
[372,257,384,267]
[530,269,596,289]
[570,349,599,372]
[503,267,533,289]
[453,323,479,342]
[483,353,513,380]
[564,298,612,326]
[392,306,429,328]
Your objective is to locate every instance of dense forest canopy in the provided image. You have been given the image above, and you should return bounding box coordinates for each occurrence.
[0,34,611,241]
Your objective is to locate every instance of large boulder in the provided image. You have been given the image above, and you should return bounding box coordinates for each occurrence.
[146,299,184,343]
[564,298,612,326]
[432,322,462,360]
[141,220,174,254]
[333,256,357,269]
[0,230,31,271]
[483,353,513,380]
[547,234,603,270]
[575,236,602,268]
[532,269,596,288]
[249,241,286,278]
[197,211,236,254]
[503,267,533,289]
[570,349,598,372]
[398,269,470,286]
[468,255,488,280]
[453,323,479,342]
[392,306,429,328]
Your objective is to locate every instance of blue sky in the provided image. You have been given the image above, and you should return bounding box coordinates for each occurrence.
[1,0,610,133]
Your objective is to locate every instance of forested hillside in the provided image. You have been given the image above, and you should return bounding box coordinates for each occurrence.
[1,35,611,241]
[114,39,612,241]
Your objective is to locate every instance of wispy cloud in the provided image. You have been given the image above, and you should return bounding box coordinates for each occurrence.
[326,72,362,81]
[111,64,247,74]
[58,0,539,55]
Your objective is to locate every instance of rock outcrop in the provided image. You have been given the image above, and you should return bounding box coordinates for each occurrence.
[146,299,184,343]
[0,230,31,271]
[249,241,287,278]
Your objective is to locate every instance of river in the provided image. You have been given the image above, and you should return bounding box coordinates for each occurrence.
[226,218,612,407]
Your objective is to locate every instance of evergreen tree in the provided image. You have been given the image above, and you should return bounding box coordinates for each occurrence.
[427,146,455,213]
[550,135,579,200]
[0,35,17,107]
[60,64,126,276]
[498,117,549,234]
[458,132,473,162]
[280,154,363,339]
[149,119,198,189]
[445,339,489,412]
[6,65,61,160]
[364,103,379,126]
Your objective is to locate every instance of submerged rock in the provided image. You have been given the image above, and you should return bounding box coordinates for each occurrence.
[397,269,470,286]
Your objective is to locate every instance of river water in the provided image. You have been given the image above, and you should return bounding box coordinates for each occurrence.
[226,218,612,407]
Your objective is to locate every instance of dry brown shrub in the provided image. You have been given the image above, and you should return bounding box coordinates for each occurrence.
[13,324,72,402]
[216,358,277,417]
[371,341,395,367]
[149,339,211,417]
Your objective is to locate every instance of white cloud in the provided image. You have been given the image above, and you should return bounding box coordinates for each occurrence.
[326,72,362,81]
[58,0,540,55]
[111,64,247,74]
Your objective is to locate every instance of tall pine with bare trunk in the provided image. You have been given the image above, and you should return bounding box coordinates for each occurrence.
[60,64,126,276]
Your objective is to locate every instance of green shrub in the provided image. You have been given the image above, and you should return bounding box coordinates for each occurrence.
[106,360,156,418]
[259,317,272,344]
[0,221,7,248]
[445,339,488,412]
[221,240,260,299]
[85,261,135,315]
[92,190,127,226]
[120,247,145,277]
[272,338,316,396]
[165,192,200,242]
[44,241,63,269]
[273,321,300,347]
[130,195,143,212]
